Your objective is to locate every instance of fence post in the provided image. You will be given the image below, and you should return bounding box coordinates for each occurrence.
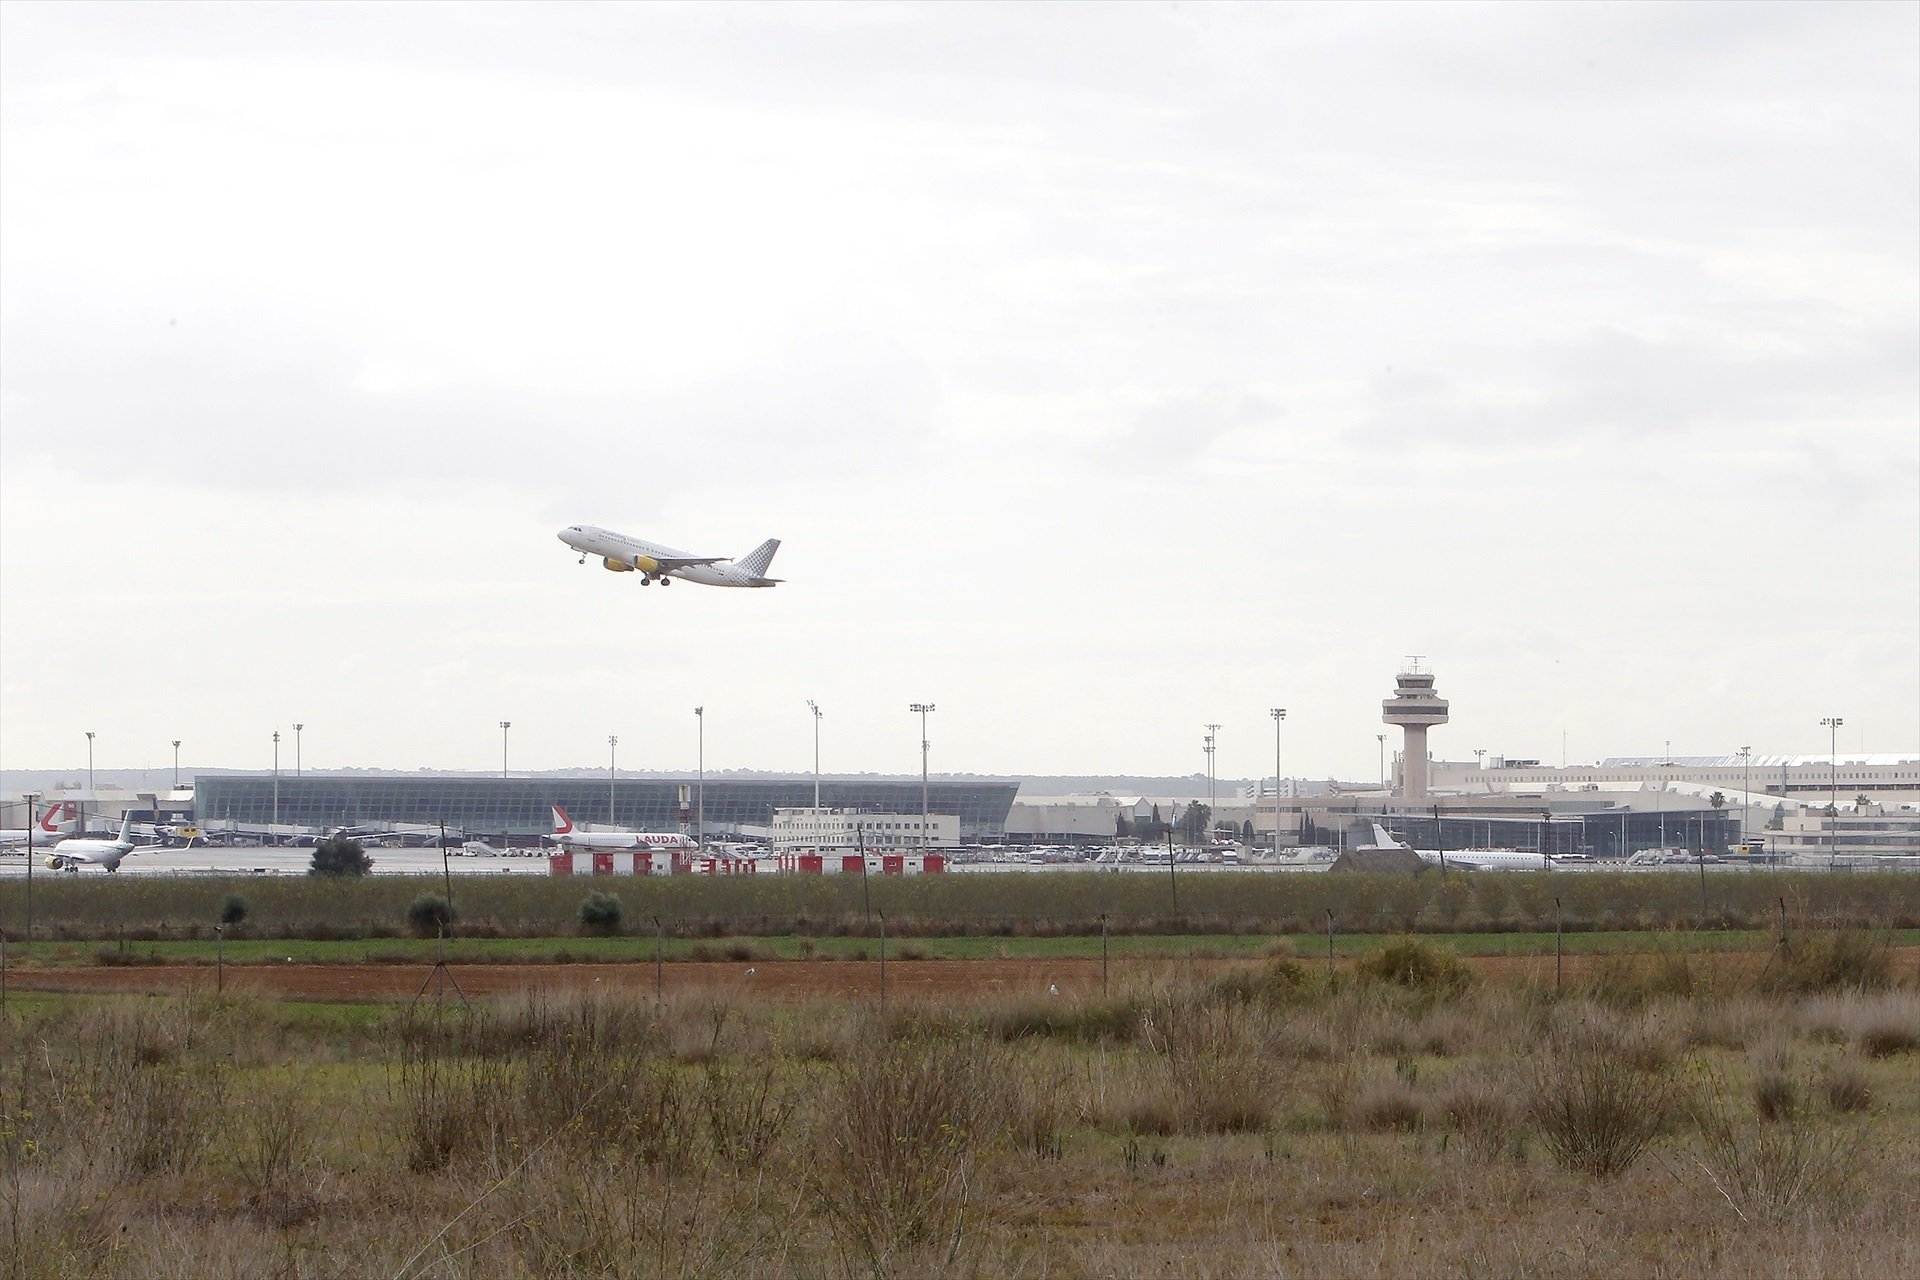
[1100,913,1109,998]
[1325,910,1334,981]
[878,910,888,1013]
[1778,896,1788,951]
[215,924,224,996]
[1553,896,1562,993]
[653,915,664,1009]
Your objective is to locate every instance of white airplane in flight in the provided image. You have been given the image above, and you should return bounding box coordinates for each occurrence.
[0,802,77,848]
[44,815,170,872]
[548,806,696,852]
[558,526,781,587]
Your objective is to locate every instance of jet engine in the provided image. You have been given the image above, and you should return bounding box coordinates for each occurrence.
[602,557,634,572]
[631,554,661,574]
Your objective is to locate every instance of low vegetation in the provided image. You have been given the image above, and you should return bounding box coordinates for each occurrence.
[3,949,1915,1278]
[5,869,1919,943]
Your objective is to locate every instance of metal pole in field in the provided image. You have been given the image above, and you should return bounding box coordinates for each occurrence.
[215,924,224,995]
[806,700,823,809]
[1554,896,1563,992]
[294,723,304,777]
[272,730,280,827]
[1270,709,1286,851]
[878,910,887,1012]
[694,706,705,853]
[653,915,664,1007]
[911,704,935,849]
[172,740,181,789]
[499,721,511,781]
[1166,821,1177,912]
[1325,910,1334,981]
[1100,913,1109,997]
[1812,721,1843,871]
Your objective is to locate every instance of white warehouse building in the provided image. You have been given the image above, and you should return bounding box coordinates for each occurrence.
[768,807,956,851]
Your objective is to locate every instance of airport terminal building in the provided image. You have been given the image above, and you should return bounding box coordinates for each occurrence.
[193,774,1018,843]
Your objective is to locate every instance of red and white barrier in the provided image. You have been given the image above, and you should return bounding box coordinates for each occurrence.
[548,849,945,876]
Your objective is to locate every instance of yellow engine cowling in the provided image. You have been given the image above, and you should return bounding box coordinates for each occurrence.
[602,557,634,572]
[632,554,661,574]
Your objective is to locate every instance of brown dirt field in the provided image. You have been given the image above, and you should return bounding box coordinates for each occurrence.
[14,946,1914,1003]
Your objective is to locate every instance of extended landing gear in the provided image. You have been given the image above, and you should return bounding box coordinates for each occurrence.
[659,577,671,586]
[641,576,653,586]
[578,555,586,564]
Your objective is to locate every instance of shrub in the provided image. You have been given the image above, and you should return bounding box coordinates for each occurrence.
[1349,1077,1425,1132]
[219,894,249,926]
[577,890,623,935]
[1762,930,1891,994]
[1437,1072,1518,1161]
[309,836,372,877]
[1528,1024,1673,1177]
[1819,1058,1872,1114]
[406,894,454,938]
[1688,1066,1862,1223]
[1355,939,1471,996]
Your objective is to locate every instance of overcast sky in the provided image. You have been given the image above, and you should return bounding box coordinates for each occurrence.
[2,1,1915,783]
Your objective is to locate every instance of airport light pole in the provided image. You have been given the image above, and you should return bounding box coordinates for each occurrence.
[23,791,38,944]
[608,735,618,826]
[171,740,181,790]
[499,722,511,781]
[293,723,304,777]
[911,704,936,849]
[806,701,822,809]
[1376,734,1385,792]
[85,731,95,797]
[1738,745,1752,847]
[1820,717,1843,871]
[272,730,281,827]
[1203,726,1219,844]
[694,707,705,852]
[1270,709,1286,851]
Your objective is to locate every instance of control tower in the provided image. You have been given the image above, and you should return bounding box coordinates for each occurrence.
[1382,659,1448,801]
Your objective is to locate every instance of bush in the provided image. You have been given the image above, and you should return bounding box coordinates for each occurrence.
[1820,1058,1872,1113]
[577,891,623,935]
[1355,939,1471,996]
[219,894,249,926]
[1529,1024,1673,1177]
[1762,930,1891,994]
[406,894,454,938]
[309,836,372,877]
[1689,1066,1862,1223]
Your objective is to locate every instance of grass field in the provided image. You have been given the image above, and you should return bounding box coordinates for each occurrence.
[4,933,1916,1278]
[12,926,1920,968]
[5,868,1918,943]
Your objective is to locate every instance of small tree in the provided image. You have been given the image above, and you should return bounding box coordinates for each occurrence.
[310,836,372,877]
[1241,819,1255,843]
[578,890,624,935]
[219,894,249,926]
[1179,801,1211,845]
[1708,791,1726,809]
[407,893,454,938]
[1855,793,1871,811]
[1114,811,1131,839]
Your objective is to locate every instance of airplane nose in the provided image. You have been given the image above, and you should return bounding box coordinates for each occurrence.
[557,529,570,542]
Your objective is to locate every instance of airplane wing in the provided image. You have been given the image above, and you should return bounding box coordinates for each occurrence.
[651,557,726,570]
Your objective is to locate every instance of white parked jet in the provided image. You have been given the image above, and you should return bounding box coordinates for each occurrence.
[1366,824,1557,872]
[548,806,696,852]
[44,815,173,872]
[558,526,781,587]
[0,802,76,848]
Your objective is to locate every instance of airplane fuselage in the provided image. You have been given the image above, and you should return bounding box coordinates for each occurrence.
[557,526,779,588]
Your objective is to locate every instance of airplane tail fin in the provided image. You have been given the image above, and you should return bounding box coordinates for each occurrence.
[1369,822,1405,849]
[39,802,73,834]
[735,538,780,579]
[551,805,573,835]
[117,813,134,844]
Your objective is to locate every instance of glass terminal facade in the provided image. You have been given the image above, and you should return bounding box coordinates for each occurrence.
[194,775,1018,841]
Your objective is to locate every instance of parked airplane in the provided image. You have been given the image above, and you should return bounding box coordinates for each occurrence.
[1366,823,1557,871]
[558,526,781,587]
[548,806,696,852]
[0,802,77,848]
[44,815,175,872]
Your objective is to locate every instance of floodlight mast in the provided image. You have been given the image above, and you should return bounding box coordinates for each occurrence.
[910,704,936,850]
[1820,717,1844,870]
[806,701,823,809]
[1269,709,1286,850]
[499,721,511,781]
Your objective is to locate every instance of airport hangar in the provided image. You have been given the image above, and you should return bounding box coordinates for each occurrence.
[193,774,1018,843]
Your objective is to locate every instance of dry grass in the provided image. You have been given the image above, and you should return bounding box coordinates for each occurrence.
[3,962,1918,1278]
